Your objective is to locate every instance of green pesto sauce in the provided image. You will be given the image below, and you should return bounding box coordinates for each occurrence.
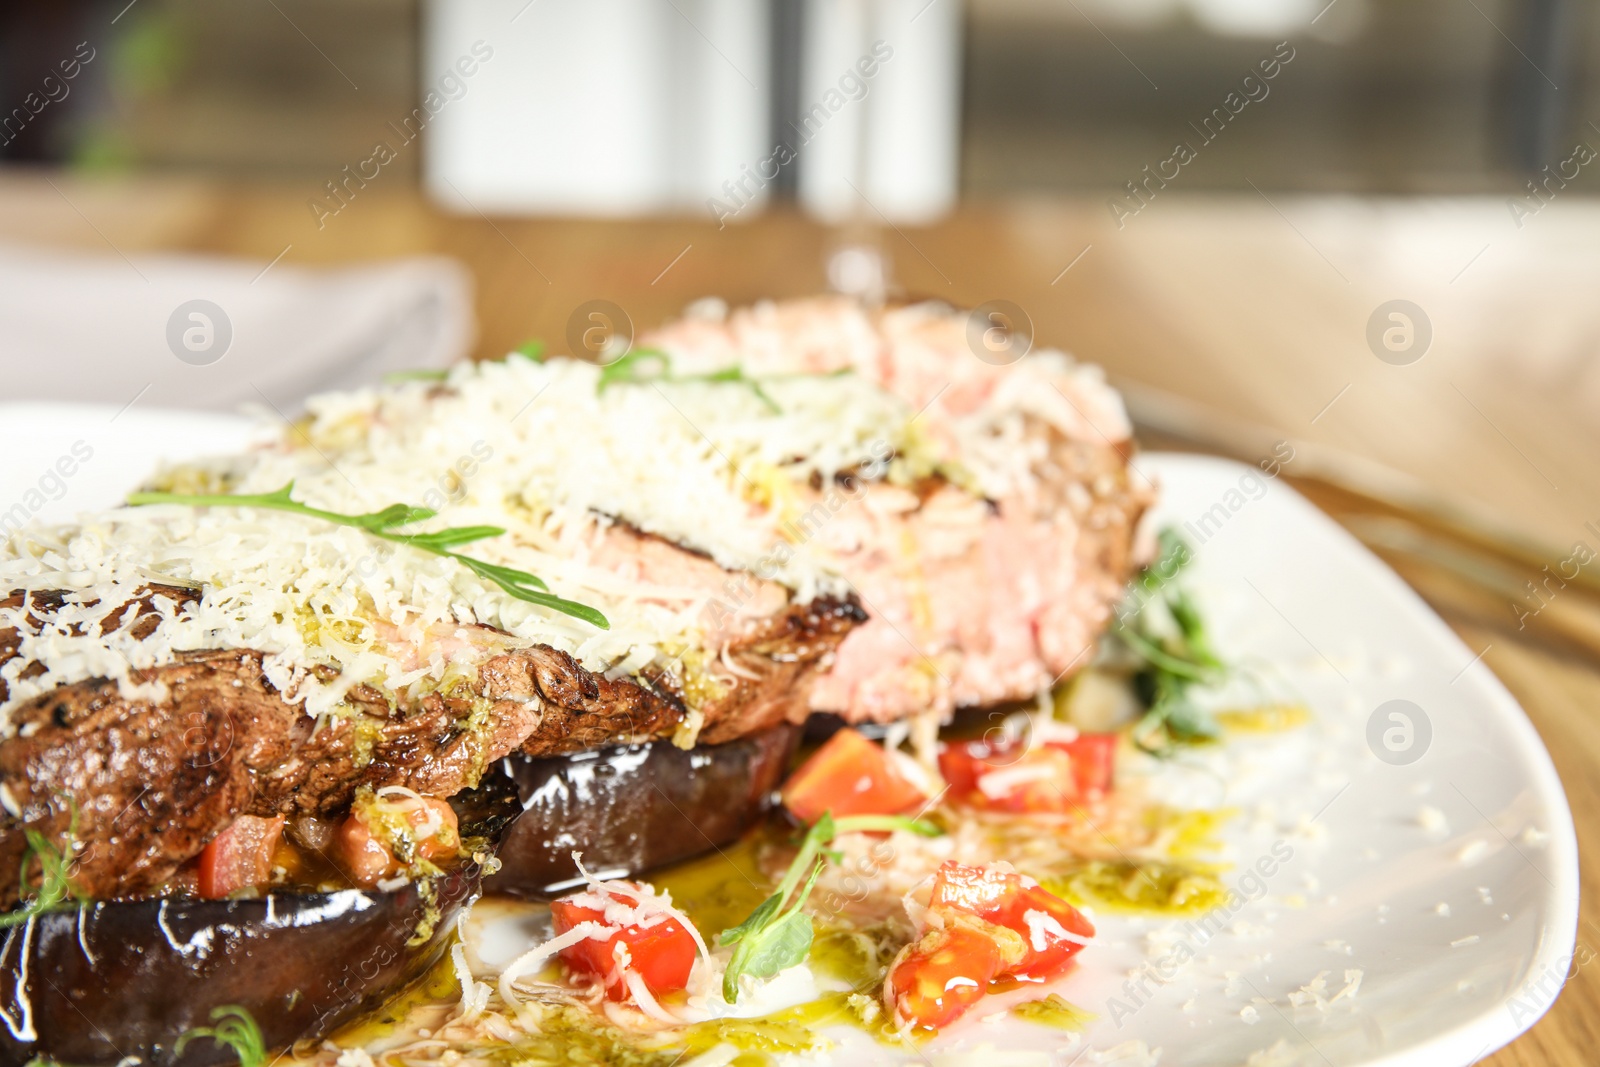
[331,950,461,1046]
[1215,703,1312,734]
[1148,804,1234,859]
[648,830,775,937]
[808,926,897,988]
[1044,859,1230,917]
[491,1004,683,1067]
[1012,993,1098,1031]
[665,991,910,1063]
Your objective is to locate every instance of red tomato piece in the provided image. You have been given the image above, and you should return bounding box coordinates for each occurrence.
[1001,883,1097,981]
[549,886,698,1002]
[1060,733,1116,799]
[884,924,1003,1030]
[937,733,1116,813]
[336,795,460,887]
[935,735,1002,798]
[781,728,927,824]
[197,815,285,899]
[929,859,1020,915]
[929,861,1095,981]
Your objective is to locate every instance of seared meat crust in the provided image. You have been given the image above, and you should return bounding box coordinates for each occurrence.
[0,593,860,906]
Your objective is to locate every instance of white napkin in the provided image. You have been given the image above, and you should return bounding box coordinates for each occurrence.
[0,242,475,414]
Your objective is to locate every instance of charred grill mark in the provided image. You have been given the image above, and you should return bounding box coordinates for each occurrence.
[0,585,202,702]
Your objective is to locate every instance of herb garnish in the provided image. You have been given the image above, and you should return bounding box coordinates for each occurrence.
[125,483,608,629]
[512,338,547,361]
[174,1005,267,1067]
[0,803,84,928]
[382,341,546,384]
[719,812,940,1001]
[1113,528,1226,753]
[596,349,850,414]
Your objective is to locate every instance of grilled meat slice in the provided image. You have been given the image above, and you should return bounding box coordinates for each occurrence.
[540,522,866,750]
[697,594,867,745]
[647,298,1153,721]
[0,588,860,906]
[805,433,1149,720]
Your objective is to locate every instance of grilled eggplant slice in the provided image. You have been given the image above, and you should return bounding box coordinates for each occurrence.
[486,724,800,898]
[0,774,519,1067]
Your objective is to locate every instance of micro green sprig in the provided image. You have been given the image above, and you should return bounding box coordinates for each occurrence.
[174,1006,267,1067]
[718,812,940,1001]
[596,348,850,413]
[125,482,608,629]
[0,801,85,929]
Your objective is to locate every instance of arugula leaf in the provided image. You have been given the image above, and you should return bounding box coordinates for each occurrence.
[452,555,549,592]
[1115,527,1226,754]
[1160,697,1223,741]
[1166,588,1222,669]
[174,1005,266,1067]
[1115,626,1214,682]
[125,483,608,630]
[353,502,439,530]
[1136,526,1193,595]
[396,526,507,550]
[719,812,831,1001]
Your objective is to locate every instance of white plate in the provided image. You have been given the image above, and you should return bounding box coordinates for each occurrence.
[984,451,1578,1067]
[0,402,263,526]
[0,408,1576,1067]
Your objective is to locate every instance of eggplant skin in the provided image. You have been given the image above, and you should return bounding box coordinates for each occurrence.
[486,724,799,899]
[0,869,477,1067]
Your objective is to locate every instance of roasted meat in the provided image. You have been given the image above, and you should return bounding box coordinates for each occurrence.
[647,297,1153,721]
[0,587,859,906]
[0,295,1148,908]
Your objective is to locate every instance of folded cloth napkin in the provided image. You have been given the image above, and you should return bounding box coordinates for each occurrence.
[0,242,474,414]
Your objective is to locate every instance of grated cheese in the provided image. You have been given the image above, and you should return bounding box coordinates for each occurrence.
[0,302,1130,728]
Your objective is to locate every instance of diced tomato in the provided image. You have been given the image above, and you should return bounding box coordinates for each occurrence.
[336,795,460,887]
[929,861,1095,981]
[197,815,285,899]
[1001,883,1097,980]
[928,859,1021,916]
[550,886,698,1001]
[884,924,1003,1030]
[781,728,927,824]
[937,732,1116,813]
[934,734,999,799]
[1060,733,1116,798]
[337,816,396,887]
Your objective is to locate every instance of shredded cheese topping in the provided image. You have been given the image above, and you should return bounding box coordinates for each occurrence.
[0,299,1131,728]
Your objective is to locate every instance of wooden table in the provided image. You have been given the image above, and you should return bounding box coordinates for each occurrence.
[1,172,1595,1064]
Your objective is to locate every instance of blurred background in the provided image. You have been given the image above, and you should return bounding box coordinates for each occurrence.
[1,4,1600,1059]
[4,0,1595,196]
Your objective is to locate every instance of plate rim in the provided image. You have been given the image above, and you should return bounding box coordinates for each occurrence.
[1145,451,1580,1067]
